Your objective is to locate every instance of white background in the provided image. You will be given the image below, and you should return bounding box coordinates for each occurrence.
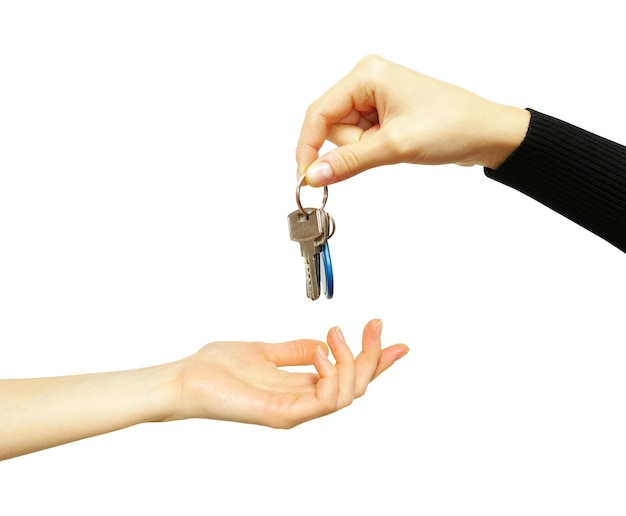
[1,1,625,514]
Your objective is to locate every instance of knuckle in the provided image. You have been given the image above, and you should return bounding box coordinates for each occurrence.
[382,126,416,161]
[264,395,296,429]
[336,395,354,411]
[293,340,312,362]
[356,54,389,82]
[354,384,368,399]
[357,53,385,72]
[305,100,319,118]
[305,99,329,126]
[316,395,339,417]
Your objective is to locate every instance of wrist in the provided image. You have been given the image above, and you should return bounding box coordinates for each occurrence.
[478,104,531,170]
[148,360,186,423]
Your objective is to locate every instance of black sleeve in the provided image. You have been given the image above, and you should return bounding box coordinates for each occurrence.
[484,109,626,252]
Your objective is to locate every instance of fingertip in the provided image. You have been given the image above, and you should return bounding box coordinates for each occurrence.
[381,343,409,362]
[335,326,346,345]
[365,318,382,332]
[318,341,330,358]
[317,344,330,360]
[362,319,383,352]
[394,344,410,360]
[327,325,348,351]
[371,344,410,380]
[327,326,354,366]
[374,318,383,338]
[306,161,334,187]
[313,343,335,378]
[326,325,339,344]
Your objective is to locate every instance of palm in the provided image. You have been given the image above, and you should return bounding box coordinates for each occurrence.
[173,321,408,429]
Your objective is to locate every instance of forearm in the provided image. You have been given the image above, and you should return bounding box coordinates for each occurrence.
[0,323,409,459]
[485,109,626,252]
[0,363,178,460]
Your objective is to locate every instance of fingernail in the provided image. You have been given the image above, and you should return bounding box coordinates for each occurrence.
[396,347,410,360]
[306,161,334,186]
[335,326,346,344]
[375,319,383,338]
[317,344,329,359]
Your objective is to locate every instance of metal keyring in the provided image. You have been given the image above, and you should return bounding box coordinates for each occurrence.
[296,174,328,216]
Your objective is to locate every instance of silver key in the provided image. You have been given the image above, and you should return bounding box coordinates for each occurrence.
[318,209,335,299]
[288,208,326,300]
[319,209,335,242]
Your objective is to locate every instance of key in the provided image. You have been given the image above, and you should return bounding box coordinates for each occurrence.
[288,208,326,300]
[318,209,334,299]
[319,208,335,242]
[320,240,333,299]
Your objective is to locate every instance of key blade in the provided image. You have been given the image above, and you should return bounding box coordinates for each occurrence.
[298,241,320,300]
[306,249,321,300]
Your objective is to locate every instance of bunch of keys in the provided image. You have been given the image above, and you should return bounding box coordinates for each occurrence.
[288,175,335,300]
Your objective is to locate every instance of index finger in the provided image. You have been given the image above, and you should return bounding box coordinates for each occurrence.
[262,339,328,367]
[295,68,377,176]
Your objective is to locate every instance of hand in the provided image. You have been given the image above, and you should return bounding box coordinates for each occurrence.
[167,319,409,428]
[296,54,531,186]
[0,320,407,460]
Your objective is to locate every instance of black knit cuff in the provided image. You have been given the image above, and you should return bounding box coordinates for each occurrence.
[485,109,626,252]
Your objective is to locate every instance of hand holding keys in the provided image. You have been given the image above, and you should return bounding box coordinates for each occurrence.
[288,176,335,300]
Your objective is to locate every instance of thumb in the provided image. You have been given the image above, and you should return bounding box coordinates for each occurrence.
[305,138,393,187]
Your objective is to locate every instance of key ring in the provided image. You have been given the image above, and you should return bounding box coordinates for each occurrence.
[296,175,328,216]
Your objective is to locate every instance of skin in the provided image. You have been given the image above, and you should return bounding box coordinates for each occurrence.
[296,54,531,186]
[0,319,408,460]
[7,54,530,461]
